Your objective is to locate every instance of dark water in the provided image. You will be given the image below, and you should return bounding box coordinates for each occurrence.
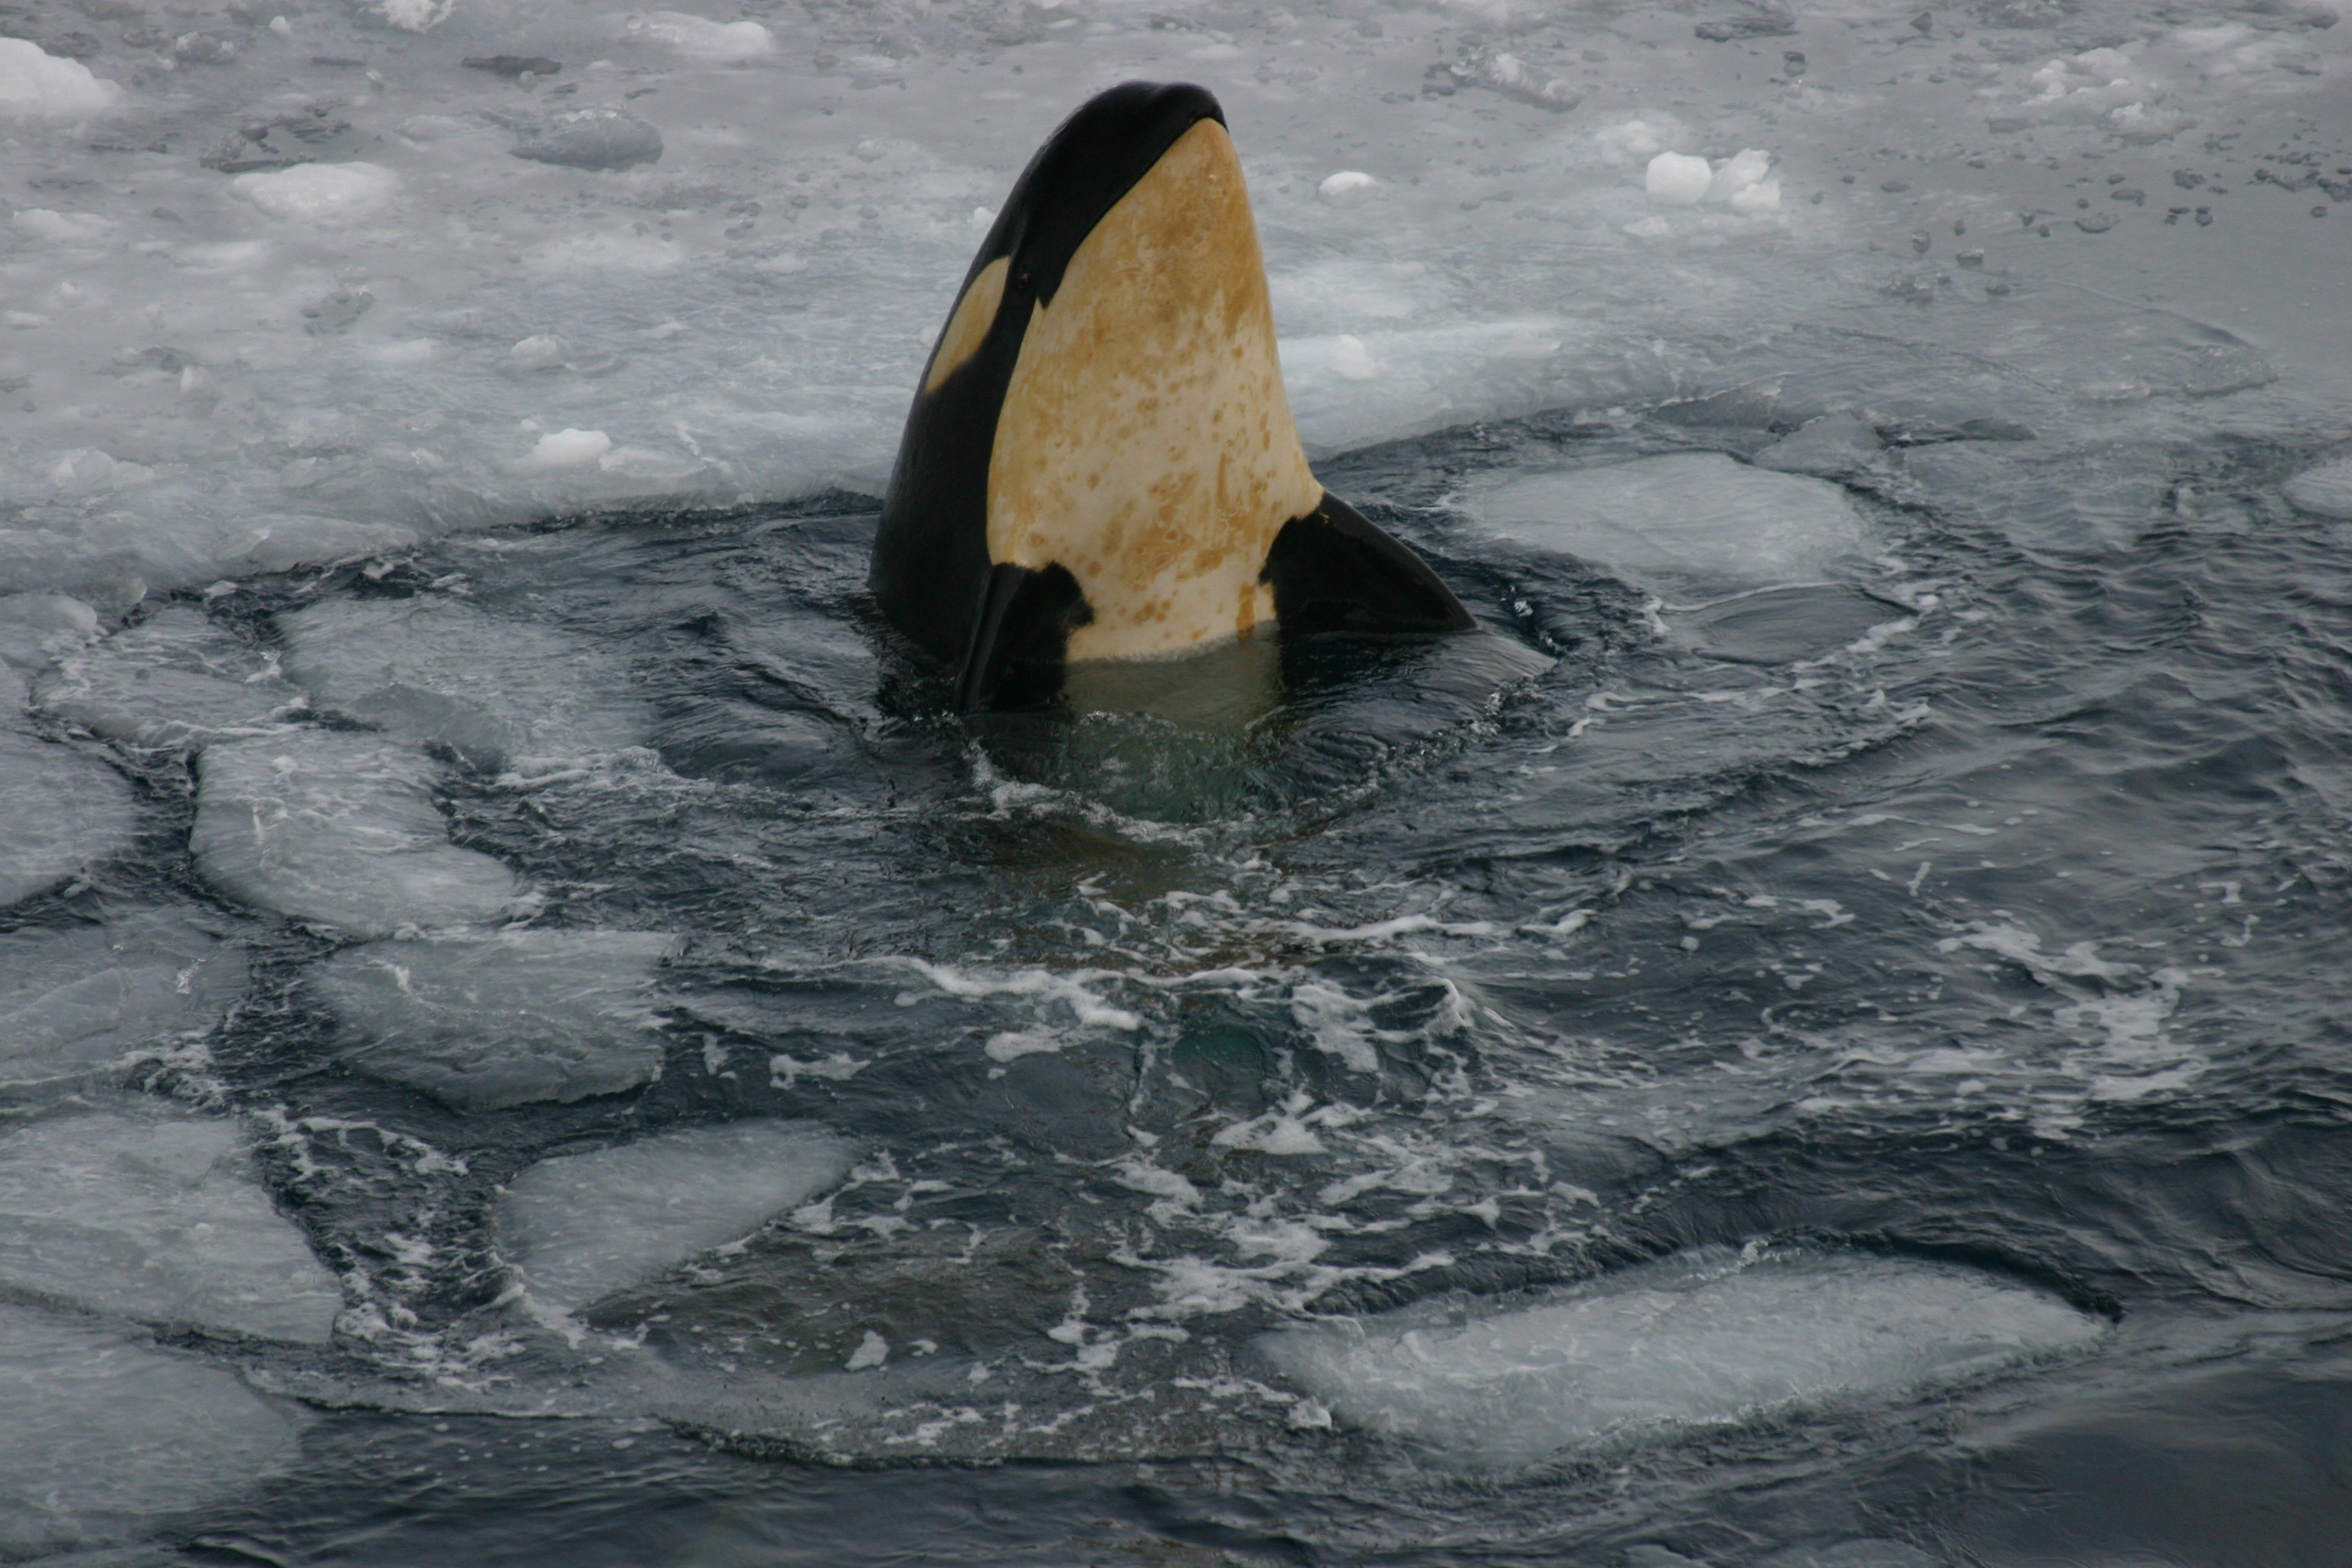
[45,291,2352,1566]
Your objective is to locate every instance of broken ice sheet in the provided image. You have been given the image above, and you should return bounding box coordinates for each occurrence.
[1464,453,1874,592]
[0,728,138,908]
[495,1121,854,1315]
[0,1300,298,1559]
[192,729,525,936]
[276,597,648,770]
[312,929,681,1112]
[37,603,305,751]
[0,1109,342,1344]
[1257,1243,2105,1470]
[0,909,246,1090]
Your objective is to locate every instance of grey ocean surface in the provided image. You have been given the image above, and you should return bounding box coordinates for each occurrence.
[2,0,2350,1564]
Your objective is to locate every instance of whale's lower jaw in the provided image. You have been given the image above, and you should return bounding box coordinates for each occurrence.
[953,492,1474,713]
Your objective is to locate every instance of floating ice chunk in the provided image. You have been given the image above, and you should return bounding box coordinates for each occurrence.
[496,1121,854,1314]
[1752,413,1884,479]
[191,730,524,935]
[216,515,420,574]
[231,162,400,225]
[1645,152,1713,207]
[1331,335,1380,381]
[38,605,302,750]
[0,910,246,1089]
[0,731,136,906]
[506,106,663,171]
[276,597,648,768]
[8,207,111,244]
[510,333,571,371]
[0,590,99,671]
[369,0,452,32]
[0,1111,341,1342]
[1257,1244,2105,1468]
[511,427,612,472]
[0,38,121,120]
[624,11,775,63]
[1595,116,1682,166]
[2283,456,2352,519]
[313,929,679,1112]
[1465,452,1873,588]
[0,1302,296,1557]
[1729,178,1782,215]
[1704,148,1772,204]
[45,447,151,495]
[1318,171,1379,204]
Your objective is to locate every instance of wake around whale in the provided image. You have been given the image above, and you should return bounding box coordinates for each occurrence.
[869,82,1473,713]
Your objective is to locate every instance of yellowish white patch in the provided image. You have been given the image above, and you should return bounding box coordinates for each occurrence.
[985,119,1322,664]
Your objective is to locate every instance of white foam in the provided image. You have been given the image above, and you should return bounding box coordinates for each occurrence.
[312,929,679,1112]
[1258,1245,2105,1468]
[495,1121,854,1314]
[1465,453,1873,589]
[0,910,247,1089]
[0,1110,342,1342]
[191,730,524,936]
[0,38,120,120]
[0,730,137,907]
[276,597,647,769]
[0,1301,297,1557]
[38,605,305,750]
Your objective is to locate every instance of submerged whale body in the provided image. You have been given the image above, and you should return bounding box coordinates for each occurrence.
[870,81,1472,712]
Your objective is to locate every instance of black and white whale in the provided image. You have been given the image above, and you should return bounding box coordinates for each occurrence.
[868,81,1472,713]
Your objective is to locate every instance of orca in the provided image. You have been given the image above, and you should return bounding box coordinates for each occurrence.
[869,81,1472,712]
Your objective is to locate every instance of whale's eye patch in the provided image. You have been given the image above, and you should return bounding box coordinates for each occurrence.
[923,255,1011,394]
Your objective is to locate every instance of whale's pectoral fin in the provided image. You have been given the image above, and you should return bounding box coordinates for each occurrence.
[957,561,1096,711]
[1260,494,1477,638]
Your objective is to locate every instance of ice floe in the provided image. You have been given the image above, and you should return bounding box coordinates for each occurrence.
[0,1110,341,1343]
[0,730,136,908]
[1256,1244,2106,1468]
[2283,456,2352,519]
[0,1301,296,1557]
[191,730,524,935]
[276,598,648,770]
[0,910,245,1090]
[496,1121,854,1315]
[312,929,680,1112]
[37,605,304,750]
[1464,452,1873,590]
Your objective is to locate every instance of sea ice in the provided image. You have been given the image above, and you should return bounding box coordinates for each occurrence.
[0,730,136,907]
[1465,452,1873,589]
[0,590,99,672]
[1751,414,1886,480]
[0,1301,296,1558]
[312,929,680,1112]
[276,598,648,770]
[1256,1244,2105,1468]
[0,1110,342,1343]
[191,730,524,936]
[496,1121,854,1314]
[1645,152,1714,207]
[0,38,119,121]
[37,605,305,750]
[623,11,776,64]
[231,163,400,225]
[0,910,246,1089]
[2282,456,2352,519]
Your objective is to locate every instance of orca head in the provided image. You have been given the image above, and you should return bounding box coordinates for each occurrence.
[871,82,1468,712]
